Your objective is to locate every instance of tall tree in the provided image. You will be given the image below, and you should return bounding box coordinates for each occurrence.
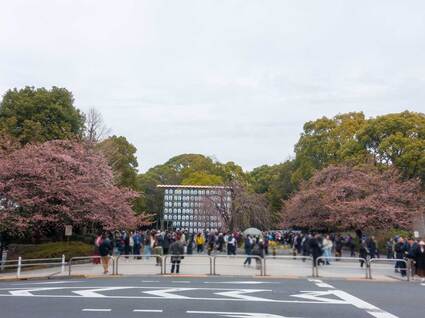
[0,140,141,237]
[292,112,368,184]
[84,108,111,143]
[0,87,85,144]
[357,111,425,182]
[281,165,424,232]
[98,135,139,189]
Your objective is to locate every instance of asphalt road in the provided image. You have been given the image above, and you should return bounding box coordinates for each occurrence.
[0,276,423,318]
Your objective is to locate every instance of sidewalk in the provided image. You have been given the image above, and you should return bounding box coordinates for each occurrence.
[0,254,410,282]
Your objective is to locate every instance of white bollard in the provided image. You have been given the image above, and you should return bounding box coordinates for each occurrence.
[61,254,66,273]
[17,256,22,278]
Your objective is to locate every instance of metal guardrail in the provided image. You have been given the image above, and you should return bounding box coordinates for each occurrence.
[213,255,264,276]
[264,255,314,277]
[115,254,164,275]
[0,253,418,281]
[315,256,369,279]
[164,255,213,275]
[369,258,411,281]
[69,255,114,276]
[0,255,67,278]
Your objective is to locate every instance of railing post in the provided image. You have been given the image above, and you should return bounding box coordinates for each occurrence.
[68,257,73,276]
[213,256,216,275]
[115,255,119,275]
[0,250,7,271]
[368,259,372,279]
[61,254,66,273]
[209,257,213,276]
[407,259,411,282]
[263,257,267,276]
[17,256,22,278]
[163,255,167,275]
[312,257,316,277]
[365,259,370,279]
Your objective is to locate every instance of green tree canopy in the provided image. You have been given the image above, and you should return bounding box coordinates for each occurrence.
[357,111,425,182]
[0,86,85,144]
[98,135,139,189]
[137,154,247,218]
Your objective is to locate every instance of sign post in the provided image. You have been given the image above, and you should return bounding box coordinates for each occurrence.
[65,225,73,244]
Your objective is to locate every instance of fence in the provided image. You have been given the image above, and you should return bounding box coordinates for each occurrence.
[0,254,419,281]
[68,256,114,276]
[164,255,213,275]
[115,254,163,275]
[264,255,314,277]
[315,256,369,279]
[0,256,66,278]
[369,258,411,281]
[213,255,264,276]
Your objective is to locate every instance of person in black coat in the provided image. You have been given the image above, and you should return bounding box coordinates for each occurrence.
[169,237,185,274]
[367,236,377,259]
[394,237,409,277]
[412,241,425,281]
[359,240,369,268]
[243,235,253,266]
[309,234,323,267]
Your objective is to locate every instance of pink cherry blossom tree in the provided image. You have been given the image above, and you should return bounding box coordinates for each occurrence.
[281,165,425,232]
[0,140,146,237]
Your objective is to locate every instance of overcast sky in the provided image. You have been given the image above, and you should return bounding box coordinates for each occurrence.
[1,1,424,171]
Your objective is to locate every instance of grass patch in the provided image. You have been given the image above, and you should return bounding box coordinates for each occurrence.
[8,241,94,260]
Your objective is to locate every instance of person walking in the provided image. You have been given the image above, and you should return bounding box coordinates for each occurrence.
[133,231,142,259]
[322,235,333,265]
[386,239,394,259]
[217,233,225,252]
[412,240,425,282]
[243,235,253,266]
[395,237,408,277]
[99,233,112,274]
[227,234,236,255]
[359,240,369,268]
[195,232,205,253]
[169,236,185,274]
[367,236,377,259]
[309,234,323,267]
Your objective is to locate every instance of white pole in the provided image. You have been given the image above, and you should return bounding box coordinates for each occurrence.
[17,256,22,278]
[61,254,65,273]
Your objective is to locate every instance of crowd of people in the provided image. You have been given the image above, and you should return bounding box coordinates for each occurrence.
[93,229,425,281]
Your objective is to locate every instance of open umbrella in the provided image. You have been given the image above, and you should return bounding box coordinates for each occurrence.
[243,227,262,237]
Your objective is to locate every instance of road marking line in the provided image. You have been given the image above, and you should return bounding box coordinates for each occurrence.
[307,278,335,289]
[0,294,345,303]
[330,290,398,318]
[307,279,322,283]
[133,309,163,313]
[82,309,111,312]
[187,311,300,318]
[214,289,274,302]
[143,287,197,299]
[9,287,66,296]
[141,280,160,283]
[315,283,334,288]
[204,281,278,285]
[73,287,131,297]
